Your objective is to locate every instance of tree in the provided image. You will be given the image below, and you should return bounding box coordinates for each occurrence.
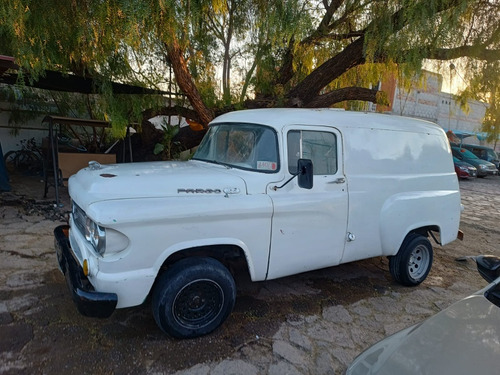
[464,62,500,147]
[1,0,500,142]
[483,94,500,149]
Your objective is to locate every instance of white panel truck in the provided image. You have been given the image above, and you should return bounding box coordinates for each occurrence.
[55,109,462,338]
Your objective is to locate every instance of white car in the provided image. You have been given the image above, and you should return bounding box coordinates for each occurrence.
[346,255,500,375]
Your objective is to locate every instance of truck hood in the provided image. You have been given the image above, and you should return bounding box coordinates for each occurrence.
[69,160,247,206]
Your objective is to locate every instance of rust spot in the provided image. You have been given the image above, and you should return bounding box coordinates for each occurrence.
[100,173,117,178]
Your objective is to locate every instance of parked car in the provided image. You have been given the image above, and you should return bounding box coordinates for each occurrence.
[346,255,500,375]
[453,156,477,179]
[451,147,497,177]
[461,144,500,169]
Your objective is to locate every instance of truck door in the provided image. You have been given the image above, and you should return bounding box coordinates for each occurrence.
[267,126,348,280]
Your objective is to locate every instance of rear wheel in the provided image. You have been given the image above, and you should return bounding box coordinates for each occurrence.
[152,257,236,339]
[4,151,18,174]
[389,233,433,286]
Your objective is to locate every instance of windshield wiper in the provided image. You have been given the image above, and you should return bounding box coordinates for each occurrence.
[192,158,232,169]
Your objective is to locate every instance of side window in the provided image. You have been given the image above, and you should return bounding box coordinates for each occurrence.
[287,130,337,175]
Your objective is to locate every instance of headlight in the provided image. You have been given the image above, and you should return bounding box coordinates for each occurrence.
[459,166,468,171]
[73,201,127,257]
[85,218,106,255]
[479,165,487,169]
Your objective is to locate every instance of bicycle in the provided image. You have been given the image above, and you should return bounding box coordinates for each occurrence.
[3,138,44,176]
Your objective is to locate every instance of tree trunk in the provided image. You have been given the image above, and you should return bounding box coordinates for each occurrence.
[222,41,231,104]
[286,38,365,107]
[165,39,215,127]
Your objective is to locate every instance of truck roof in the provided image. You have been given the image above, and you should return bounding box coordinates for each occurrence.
[211,108,444,135]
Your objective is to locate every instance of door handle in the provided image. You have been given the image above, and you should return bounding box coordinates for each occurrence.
[329,177,345,184]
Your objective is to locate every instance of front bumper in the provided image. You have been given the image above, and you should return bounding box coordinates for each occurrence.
[54,225,117,318]
[477,168,497,177]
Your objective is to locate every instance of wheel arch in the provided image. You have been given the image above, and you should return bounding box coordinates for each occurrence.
[384,224,440,257]
[162,243,250,273]
[149,241,252,297]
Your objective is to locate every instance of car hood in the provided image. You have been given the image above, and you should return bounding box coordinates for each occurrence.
[454,160,476,169]
[69,160,247,207]
[347,291,500,375]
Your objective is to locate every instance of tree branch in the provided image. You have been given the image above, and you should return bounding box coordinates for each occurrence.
[377,45,500,64]
[286,37,366,106]
[286,0,464,107]
[304,87,380,107]
[424,46,500,62]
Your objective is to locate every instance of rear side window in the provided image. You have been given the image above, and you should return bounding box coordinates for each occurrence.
[287,130,337,175]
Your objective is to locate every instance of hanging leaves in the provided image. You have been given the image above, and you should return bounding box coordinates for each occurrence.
[0,0,499,134]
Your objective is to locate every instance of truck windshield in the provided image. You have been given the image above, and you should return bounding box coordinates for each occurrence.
[193,123,279,173]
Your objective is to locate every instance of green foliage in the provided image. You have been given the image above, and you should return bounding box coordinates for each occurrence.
[0,0,499,131]
[153,119,181,160]
[458,62,500,144]
[482,105,500,145]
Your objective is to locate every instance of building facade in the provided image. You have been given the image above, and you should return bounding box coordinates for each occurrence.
[378,70,492,149]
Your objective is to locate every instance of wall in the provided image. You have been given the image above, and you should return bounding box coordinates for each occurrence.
[0,101,47,155]
[435,93,488,138]
[390,71,442,121]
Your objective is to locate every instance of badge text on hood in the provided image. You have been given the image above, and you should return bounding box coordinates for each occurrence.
[177,188,222,194]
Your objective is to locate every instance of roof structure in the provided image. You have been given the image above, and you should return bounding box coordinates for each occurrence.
[0,55,17,76]
[42,115,110,128]
[0,55,179,96]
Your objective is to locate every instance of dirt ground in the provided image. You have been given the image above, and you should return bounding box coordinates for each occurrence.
[1,174,499,374]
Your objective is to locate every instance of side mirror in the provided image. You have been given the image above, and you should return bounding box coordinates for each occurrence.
[476,255,500,283]
[297,159,313,189]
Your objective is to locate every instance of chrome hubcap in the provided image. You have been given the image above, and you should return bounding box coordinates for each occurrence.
[408,244,430,279]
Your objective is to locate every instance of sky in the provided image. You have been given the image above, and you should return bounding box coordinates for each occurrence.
[424,60,468,95]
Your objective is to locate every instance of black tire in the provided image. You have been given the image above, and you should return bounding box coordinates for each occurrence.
[389,233,433,286]
[152,257,236,339]
[17,150,41,175]
[4,151,18,174]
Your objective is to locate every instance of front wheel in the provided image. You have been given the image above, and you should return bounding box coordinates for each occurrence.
[152,257,236,339]
[389,233,433,286]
